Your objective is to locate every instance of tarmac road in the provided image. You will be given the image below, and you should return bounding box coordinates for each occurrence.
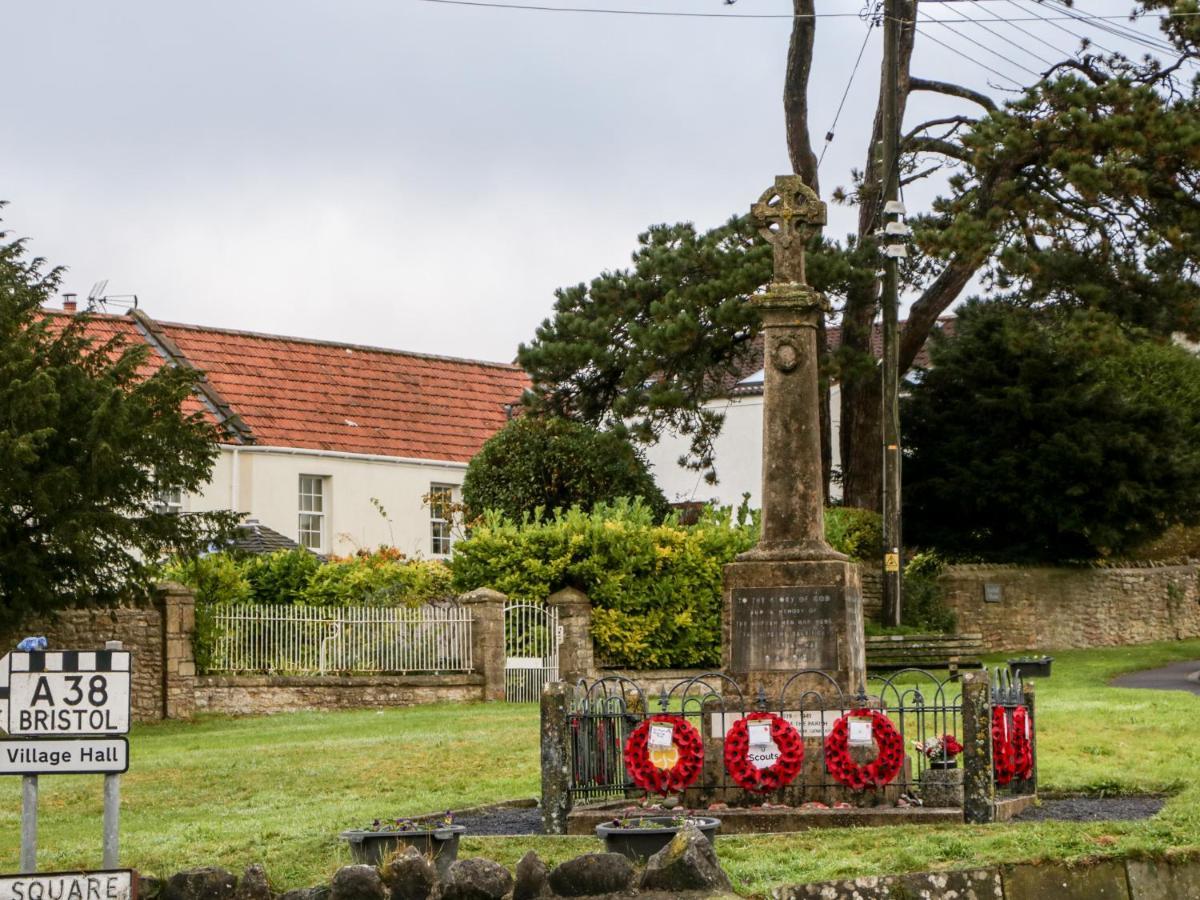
[1110,659,1200,695]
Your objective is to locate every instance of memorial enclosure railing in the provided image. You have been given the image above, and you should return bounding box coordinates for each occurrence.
[557,667,1035,818]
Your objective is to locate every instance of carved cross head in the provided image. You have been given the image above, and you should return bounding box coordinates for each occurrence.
[751,175,826,286]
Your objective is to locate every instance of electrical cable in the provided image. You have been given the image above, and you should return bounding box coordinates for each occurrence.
[969,0,1068,61]
[913,23,1027,87]
[933,3,1056,67]
[818,3,881,169]
[917,11,1043,78]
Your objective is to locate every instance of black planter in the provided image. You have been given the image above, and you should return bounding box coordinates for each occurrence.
[595,816,721,862]
[929,758,959,771]
[340,825,466,875]
[1008,657,1053,679]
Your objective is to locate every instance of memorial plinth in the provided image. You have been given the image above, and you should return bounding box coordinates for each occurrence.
[722,176,866,698]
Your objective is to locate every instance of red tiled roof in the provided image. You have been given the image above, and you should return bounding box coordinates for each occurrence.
[154,320,529,462]
[54,309,530,463]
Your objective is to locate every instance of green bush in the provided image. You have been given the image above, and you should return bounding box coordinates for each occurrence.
[450,499,755,668]
[461,416,669,522]
[824,507,882,561]
[240,549,322,605]
[900,551,956,633]
[302,550,453,607]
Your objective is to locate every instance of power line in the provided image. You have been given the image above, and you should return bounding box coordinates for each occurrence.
[968,0,1066,62]
[1008,0,1115,55]
[934,3,1057,67]
[917,11,1043,78]
[1041,0,1178,55]
[818,4,880,169]
[913,23,1027,87]
[414,0,1200,23]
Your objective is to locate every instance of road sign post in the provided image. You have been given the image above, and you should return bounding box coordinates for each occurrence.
[2,640,131,874]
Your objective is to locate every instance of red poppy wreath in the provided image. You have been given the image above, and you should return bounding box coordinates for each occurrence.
[623,714,704,795]
[824,709,905,791]
[992,705,1017,786]
[723,712,805,793]
[1011,705,1033,781]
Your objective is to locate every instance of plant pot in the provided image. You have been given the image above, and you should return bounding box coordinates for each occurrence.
[929,758,958,771]
[595,816,721,862]
[340,825,466,876]
[1008,657,1053,679]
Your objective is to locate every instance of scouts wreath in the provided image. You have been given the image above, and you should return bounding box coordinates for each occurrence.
[722,712,805,792]
[823,709,905,790]
[623,714,704,795]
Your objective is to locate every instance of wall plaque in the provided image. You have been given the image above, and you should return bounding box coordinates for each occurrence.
[983,583,1003,603]
[729,586,841,671]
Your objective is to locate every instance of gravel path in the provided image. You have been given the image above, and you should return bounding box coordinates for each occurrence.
[452,794,1166,835]
[1110,660,1200,695]
[1012,795,1164,822]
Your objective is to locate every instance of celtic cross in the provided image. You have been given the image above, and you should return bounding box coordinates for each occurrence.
[750,175,826,286]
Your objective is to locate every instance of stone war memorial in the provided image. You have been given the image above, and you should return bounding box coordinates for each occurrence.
[541,175,1040,837]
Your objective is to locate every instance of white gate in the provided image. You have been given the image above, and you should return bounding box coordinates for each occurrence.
[504,602,561,702]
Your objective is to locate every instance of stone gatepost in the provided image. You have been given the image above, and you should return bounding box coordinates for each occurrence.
[548,587,593,684]
[722,176,866,700]
[961,671,996,824]
[459,588,508,701]
[158,581,197,720]
[540,681,573,835]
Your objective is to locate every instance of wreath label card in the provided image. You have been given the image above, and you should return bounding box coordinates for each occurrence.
[648,724,674,748]
[747,722,780,769]
[848,717,874,745]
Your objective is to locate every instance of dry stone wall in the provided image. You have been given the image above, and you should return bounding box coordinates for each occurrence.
[939,563,1200,652]
[194,673,485,714]
[0,590,171,722]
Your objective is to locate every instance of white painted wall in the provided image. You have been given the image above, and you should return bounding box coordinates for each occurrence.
[185,445,465,559]
[644,386,843,509]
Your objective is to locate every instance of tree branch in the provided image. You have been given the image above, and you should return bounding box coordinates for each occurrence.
[903,115,974,144]
[909,76,997,112]
[784,0,819,190]
[906,136,972,163]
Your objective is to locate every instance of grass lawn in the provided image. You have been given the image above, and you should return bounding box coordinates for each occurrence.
[3,640,1200,896]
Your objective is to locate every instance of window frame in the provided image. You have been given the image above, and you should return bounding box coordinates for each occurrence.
[298,474,327,552]
[429,482,456,557]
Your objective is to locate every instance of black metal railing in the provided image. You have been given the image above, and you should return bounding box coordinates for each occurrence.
[564,667,995,805]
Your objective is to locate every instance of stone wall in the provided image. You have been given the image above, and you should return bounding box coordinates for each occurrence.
[0,588,174,722]
[194,673,485,715]
[940,563,1200,652]
[861,568,883,620]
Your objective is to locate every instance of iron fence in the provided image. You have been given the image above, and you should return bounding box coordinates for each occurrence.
[205,603,474,675]
[564,667,1035,806]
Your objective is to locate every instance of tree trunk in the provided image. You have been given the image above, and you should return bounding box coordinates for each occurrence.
[840,0,916,512]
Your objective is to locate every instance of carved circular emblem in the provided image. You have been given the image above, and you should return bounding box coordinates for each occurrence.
[772,340,800,373]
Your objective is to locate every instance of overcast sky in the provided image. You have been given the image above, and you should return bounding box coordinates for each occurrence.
[3,1,1175,362]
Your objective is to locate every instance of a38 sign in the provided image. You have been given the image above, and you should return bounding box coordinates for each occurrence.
[0,650,131,736]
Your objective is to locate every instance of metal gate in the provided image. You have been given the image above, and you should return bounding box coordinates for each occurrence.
[504,602,560,702]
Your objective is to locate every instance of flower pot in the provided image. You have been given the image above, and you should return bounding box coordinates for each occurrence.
[929,759,958,771]
[595,816,721,862]
[340,825,466,876]
[1008,657,1053,679]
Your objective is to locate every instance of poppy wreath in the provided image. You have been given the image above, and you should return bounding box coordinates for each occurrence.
[1011,705,1033,781]
[823,709,905,791]
[723,713,805,793]
[992,706,1017,786]
[623,714,705,795]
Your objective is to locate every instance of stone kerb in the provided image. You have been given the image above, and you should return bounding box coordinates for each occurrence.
[547,586,594,683]
[458,587,508,701]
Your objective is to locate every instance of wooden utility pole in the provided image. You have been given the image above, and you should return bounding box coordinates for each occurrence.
[880,0,905,627]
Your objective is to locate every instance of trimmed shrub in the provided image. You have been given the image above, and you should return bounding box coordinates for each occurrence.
[461,416,669,522]
[900,551,956,633]
[450,500,754,668]
[302,550,453,607]
[824,507,882,561]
